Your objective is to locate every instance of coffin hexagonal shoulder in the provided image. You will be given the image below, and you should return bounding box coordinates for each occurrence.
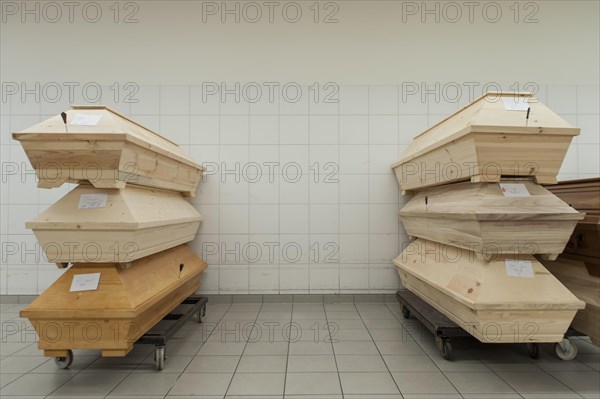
[12,105,203,196]
[399,180,584,260]
[392,92,579,192]
[27,184,202,264]
[393,239,584,343]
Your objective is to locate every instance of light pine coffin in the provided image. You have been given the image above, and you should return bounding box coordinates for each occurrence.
[542,256,600,346]
[20,245,208,358]
[391,92,579,193]
[393,239,584,343]
[12,105,203,196]
[27,184,202,265]
[399,180,584,260]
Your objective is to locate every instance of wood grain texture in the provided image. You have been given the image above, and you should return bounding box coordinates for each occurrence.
[541,256,600,346]
[20,245,207,356]
[400,180,583,259]
[391,92,579,191]
[27,184,202,263]
[12,106,203,196]
[393,239,584,343]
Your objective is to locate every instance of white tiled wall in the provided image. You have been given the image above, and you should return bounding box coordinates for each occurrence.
[1,85,599,295]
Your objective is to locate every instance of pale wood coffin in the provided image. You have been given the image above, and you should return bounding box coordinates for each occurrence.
[27,184,202,264]
[399,180,584,260]
[392,92,579,192]
[546,178,600,267]
[20,245,208,357]
[12,105,203,196]
[393,239,584,343]
[541,256,600,346]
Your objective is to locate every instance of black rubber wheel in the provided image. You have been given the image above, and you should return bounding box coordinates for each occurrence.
[54,350,74,369]
[401,305,411,319]
[435,336,452,360]
[526,343,540,359]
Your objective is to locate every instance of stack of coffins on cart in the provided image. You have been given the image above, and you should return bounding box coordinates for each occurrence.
[541,178,600,346]
[14,106,207,358]
[392,92,585,344]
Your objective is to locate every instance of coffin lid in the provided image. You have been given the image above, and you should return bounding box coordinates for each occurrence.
[13,105,203,171]
[27,184,202,230]
[394,239,585,311]
[393,92,580,166]
[399,180,584,221]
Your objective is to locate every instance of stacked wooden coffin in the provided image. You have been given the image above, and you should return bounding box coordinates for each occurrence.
[14,106,207,358]
[541,178,600,346]
[392,92,585,343]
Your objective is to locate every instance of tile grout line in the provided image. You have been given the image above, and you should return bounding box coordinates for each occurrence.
[323,301,345,399]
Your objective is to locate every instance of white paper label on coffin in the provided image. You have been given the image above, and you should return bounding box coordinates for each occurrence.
[499,183,530,197]
[70,114,102,126]
[505,259,534,278]
[502,97,529,111]
[70,272,101,292]
[78,193,108,209]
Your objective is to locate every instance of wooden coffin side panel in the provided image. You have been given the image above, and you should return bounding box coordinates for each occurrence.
[546,178,600,213]
[20,245,207,354]
[393,136,479,191]
[119,142,202,196]
[32,221,200,263]
[473,133,573,185]
[393,239,584,311]
[398,269,577,343]
[541,256,600,346]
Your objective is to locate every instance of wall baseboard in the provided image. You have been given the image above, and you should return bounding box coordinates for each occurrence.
[1,293,400,305]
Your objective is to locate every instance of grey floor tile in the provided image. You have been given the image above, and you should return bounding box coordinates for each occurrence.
[185,355,240,373]
[168,372,233,396]
[287,355,337,372]
[535,357,594,372]
[336,354,387,372]
[110,372,179,395]
[444,371,517,394]
[30,355,97,374]
[80,355,146,373]
[0,356,50,373]
[285,372,341,395]
[383,354,439,372]
[260,303,293,312]
[0,342,35,356]
[48,373,126,397]
[197,342,246,356]
[376,340,425,355]
[289,341,333,355]
[325,304,357,312]
[370,329,414,341]
[227,372,285,395]
[243,341,288,355]
[292,311,326,320]
[391,372,458,394]
[326,319,367,330]
[1,373,73,396]
[331,329,372,341]
[0,373,23,389]
[339,372,400,394]
[497,371,574,394]
[292,304,325,312]
[325,311,361,320]
[164,340,204,356]
[549,371,600,395]
[364,319,403,330]
[431,355,490,372]
[237,355,287,372]
[134,354,193,373]
[359,311,397,321]
[333,340,379,355]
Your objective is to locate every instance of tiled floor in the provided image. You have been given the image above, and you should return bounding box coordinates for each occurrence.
[1,301,599,399]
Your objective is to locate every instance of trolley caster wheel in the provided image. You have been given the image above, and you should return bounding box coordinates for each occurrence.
[435,336,452,360]
[526,343,540,359]
[154,346,166,370]
[54,350,74,369]
[554,338,578,361]
[401,305,411,320]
